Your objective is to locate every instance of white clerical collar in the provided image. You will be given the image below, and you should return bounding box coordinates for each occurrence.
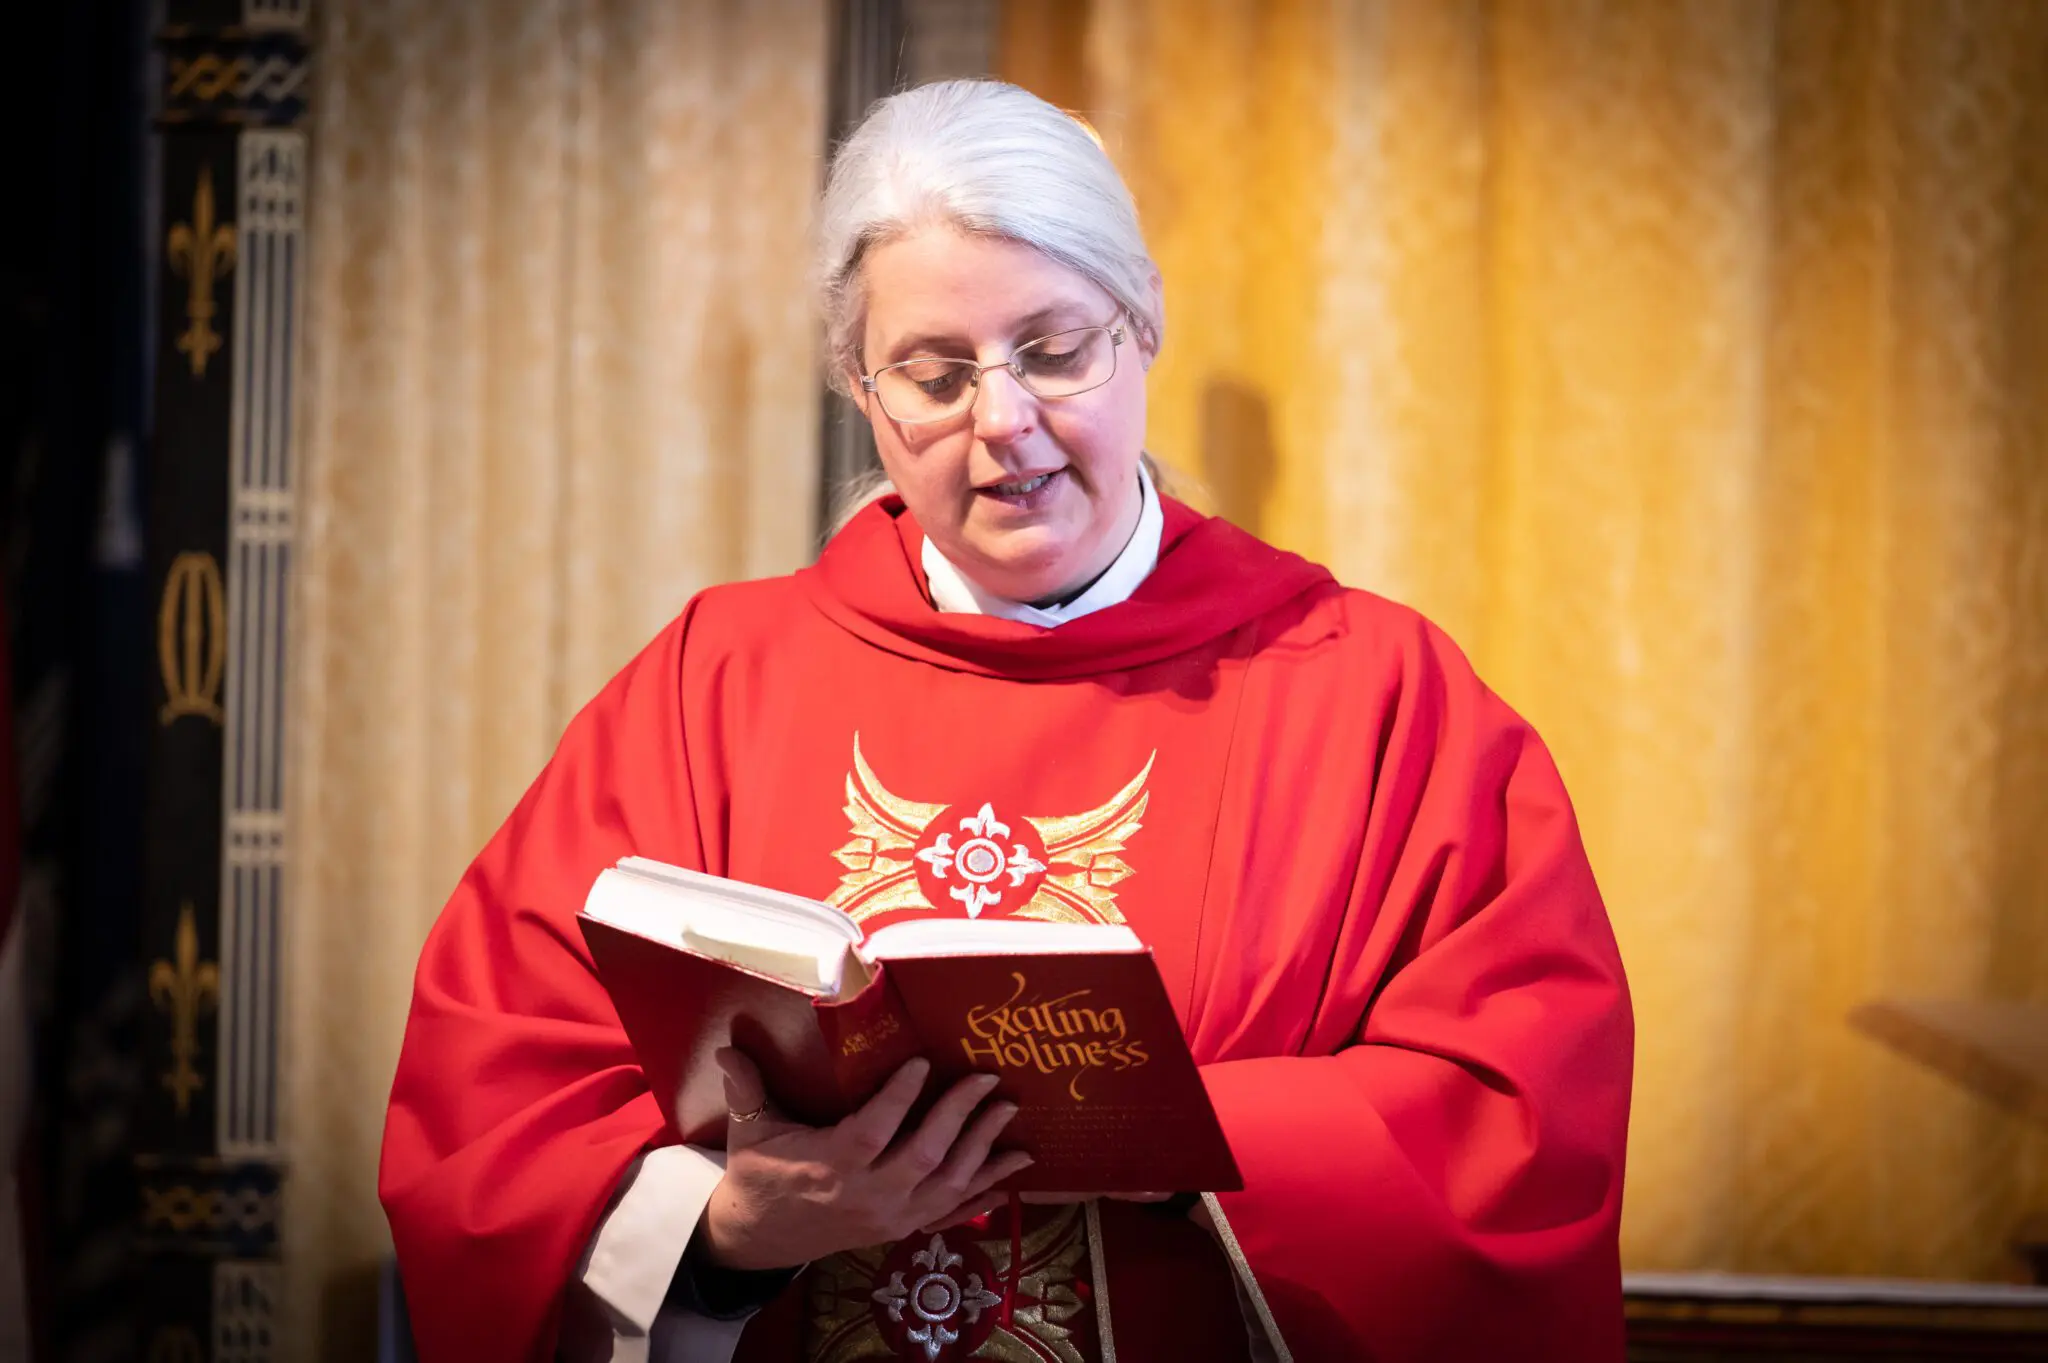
[923,463,1162,626]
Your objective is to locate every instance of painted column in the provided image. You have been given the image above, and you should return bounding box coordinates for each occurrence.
[140,2,307,1358]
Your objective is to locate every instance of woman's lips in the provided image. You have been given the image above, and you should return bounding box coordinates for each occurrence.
[976,466,1067,511]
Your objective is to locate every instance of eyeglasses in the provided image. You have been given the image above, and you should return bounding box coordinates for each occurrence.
[860,323,1126,425]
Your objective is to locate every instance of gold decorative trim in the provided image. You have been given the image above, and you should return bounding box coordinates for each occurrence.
[167,166,237,377]
[158,551,227,725]
[148,1326,205,1363]
[149,902,219,1115]
[170,53,248,101]
[828,733,1152,927]
[139,1182,277,1236]
[1200,1193,1293,1363]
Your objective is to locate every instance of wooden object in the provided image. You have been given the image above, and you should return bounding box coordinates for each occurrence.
[1625,1271,2048,1360]
[1850,998,2048,1283]
[1849,999,2048,1130]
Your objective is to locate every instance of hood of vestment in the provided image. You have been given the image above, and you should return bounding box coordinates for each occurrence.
[797,494,1336,680]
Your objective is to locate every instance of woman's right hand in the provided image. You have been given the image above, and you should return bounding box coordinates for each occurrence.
[695,1049,1032,1271]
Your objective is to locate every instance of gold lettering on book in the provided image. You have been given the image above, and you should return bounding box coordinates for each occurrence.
[961,972,1151,1101]
[838,1013,902,1057]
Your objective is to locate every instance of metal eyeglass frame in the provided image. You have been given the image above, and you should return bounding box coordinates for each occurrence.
[858,322,1127,425]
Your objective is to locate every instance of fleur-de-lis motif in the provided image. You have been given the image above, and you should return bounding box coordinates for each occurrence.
[956,805,1008,843]
[911,1233,964,1274]
[167,167,237,378]
[149,902,219,1116]
[905,1318,959,1360]
[955,1274,1001,1322]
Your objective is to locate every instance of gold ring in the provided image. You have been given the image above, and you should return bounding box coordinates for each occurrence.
[728,1103,767,1124]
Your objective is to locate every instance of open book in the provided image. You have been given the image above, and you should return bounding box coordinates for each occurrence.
[578,856,1241,1192]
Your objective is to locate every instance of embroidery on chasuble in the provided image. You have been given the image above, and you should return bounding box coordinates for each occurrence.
[826,735,1153,927]
[807,736,1148,1359]
[804,1204,1095,1363]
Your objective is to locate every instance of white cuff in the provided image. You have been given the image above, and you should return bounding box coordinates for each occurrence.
[562,1144,754,1363]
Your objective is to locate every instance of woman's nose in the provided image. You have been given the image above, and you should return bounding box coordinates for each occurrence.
[971,367,1034,442]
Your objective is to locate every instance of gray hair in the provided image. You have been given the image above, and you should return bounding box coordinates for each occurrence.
[819,79,1164,390]
[818,80,1166,532]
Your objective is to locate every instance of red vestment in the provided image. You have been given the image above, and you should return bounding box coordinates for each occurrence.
[380,496,1633,1363]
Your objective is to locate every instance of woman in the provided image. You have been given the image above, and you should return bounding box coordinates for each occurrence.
[381,80,1633,1363]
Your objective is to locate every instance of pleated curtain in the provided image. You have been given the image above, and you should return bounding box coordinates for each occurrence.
[1001,0,2048,1280]
[288,1,827,1351]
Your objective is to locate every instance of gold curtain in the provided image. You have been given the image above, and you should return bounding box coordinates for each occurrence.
[1002,0,2048,1279]
[287,0,826,1350]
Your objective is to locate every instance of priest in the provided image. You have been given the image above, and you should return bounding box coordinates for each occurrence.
[381,78,1633,1363]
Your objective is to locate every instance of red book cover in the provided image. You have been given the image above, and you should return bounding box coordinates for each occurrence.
[578,914,1242,1192]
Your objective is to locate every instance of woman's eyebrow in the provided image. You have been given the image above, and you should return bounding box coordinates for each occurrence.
[881,306,1094,364]
[1009,305,1084,337]
[883,330,974,362]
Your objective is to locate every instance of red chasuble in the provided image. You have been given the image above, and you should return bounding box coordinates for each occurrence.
[380,495,1633,1363]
